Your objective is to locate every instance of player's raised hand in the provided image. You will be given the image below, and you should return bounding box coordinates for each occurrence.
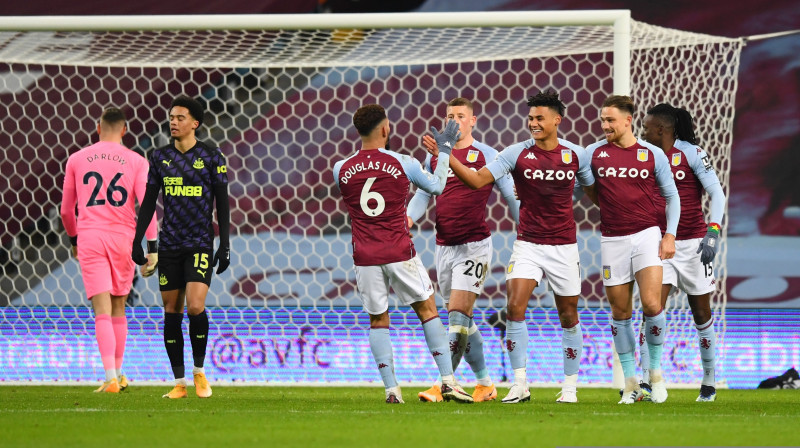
[697,223,720,266]
[422,134,438,156]
[430,119,460,156]
[213,244,230,274]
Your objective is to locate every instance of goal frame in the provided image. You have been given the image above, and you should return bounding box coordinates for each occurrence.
[0,10,633,94]
[0,10,745,387]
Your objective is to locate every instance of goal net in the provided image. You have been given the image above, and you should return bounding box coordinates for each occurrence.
[0,11,743,385]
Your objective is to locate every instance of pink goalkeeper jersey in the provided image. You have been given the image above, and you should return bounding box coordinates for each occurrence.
[61,141,157,241]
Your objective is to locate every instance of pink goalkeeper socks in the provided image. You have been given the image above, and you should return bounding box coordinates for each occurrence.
[112,316,128,371]
[95,314,116,372]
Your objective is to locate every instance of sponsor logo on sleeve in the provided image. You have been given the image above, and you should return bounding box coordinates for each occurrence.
[701,154,713,171]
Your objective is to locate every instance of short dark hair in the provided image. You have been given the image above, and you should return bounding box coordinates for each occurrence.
[646,103,698,145]
[170,95,205,128]
[602,95,635,116]
[101,107,127,127]
[447,97,474,111]
[353,104,387,136]
[527,89,565,116]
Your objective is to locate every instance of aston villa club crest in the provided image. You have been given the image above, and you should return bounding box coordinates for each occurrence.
[467,150,479,163]
[507,261,515,274]
[602,265,611,280]
[561,149,572,164]
[671,152,682,166]
[637,148,649,162]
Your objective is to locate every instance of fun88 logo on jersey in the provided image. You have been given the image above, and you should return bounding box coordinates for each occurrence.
[596,167,650,178]
[523,169,575,181]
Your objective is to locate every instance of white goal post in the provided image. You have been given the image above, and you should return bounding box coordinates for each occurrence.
[0,11,743,385]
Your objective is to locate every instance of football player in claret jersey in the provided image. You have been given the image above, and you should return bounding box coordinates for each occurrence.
[583,95,680,404]
[332,104,473,404]
[641,103,726,402]
[60,107,158,393]
[131,95,230,399]
[407,97,520,403]
[444,90,595,404]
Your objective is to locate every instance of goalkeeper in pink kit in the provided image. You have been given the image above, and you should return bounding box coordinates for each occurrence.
[60,107,158,393]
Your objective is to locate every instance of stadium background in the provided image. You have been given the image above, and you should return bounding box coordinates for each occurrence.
[1,0,798,388]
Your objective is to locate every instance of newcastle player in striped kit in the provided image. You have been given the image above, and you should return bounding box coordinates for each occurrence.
[333,104,473,404]
[132,95,230,399]
[642,103,725,402]
[444,90,595,404]
[584,95,680,405]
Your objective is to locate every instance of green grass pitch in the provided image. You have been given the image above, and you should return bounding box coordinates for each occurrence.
[1,386,797,447]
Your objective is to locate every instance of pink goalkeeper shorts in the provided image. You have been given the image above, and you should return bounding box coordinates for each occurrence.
[78,230,135,299]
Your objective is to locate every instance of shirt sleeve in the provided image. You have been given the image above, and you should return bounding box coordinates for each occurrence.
[401,152,450,195]
[486,141,525,182]
[135,156,158,241]
[687,145,726,225]
[653,146,680,235]
[59,157,78,238]
[406,154,433,222]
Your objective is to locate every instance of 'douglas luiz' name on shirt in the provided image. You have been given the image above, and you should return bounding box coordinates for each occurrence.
[585,138,676,237]
[411,141,517,246]
[654,139,722,240]
[333,147,448,266]
[147,140,228,251]
[486,138,594,245]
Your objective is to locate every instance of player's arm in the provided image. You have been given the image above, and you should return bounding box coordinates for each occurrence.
[406,154,434,225]
[405,120,460,195]
[450,158,495,190]
[132,183,160,265]
[133,161,159,277]
[59,159,79,258]
[692,148,727,266]
[493,171,520,224]
[212,183,231,274]
[574,144,598,206]
[580,142,601,206]
[654,149,680,259]
[212,150,231,274]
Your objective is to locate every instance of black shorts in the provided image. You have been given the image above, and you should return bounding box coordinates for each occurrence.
[157,248,214,290]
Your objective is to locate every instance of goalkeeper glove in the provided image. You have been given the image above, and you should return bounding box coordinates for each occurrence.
[430,119,461,156]
[141,253,158,278]
[696,223,720,266]
[213,244,230,274]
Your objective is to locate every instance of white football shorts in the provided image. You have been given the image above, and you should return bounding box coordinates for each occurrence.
[354,255,434,315]
[662,237,715,295]
[435,237,492,303]
[600,226,662,286]
[505,240,581,297]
